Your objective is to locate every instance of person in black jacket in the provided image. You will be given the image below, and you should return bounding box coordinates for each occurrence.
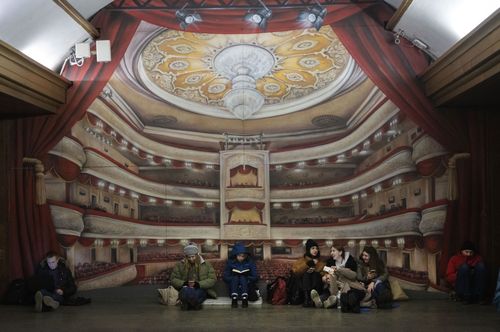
[32,251,76,312]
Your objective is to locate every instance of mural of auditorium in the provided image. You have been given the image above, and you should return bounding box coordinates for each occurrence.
[44,21,452,293]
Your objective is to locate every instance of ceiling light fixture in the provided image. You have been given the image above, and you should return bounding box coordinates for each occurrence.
[298,2,327,31]
[175,7,202,30]
[244,0,272,31]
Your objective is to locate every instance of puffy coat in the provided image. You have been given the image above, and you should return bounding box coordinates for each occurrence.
[292,256,325,276]
[170,255,217,299]
[223,243,258,283]
[34,258,77,300]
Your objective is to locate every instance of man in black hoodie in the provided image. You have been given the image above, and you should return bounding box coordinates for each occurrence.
[32,251,76,312]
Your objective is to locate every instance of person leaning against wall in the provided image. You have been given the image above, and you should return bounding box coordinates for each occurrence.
[291,239,325,307]
[223,242,258,308]
[30,251,77,312]
[170,243,217,310]
[446,241,487,305]
[357,246,393,309]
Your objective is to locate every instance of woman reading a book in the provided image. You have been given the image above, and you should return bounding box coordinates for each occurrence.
[223,243,258,308]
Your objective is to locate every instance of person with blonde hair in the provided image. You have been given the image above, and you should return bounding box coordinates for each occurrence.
[170,243,217,310]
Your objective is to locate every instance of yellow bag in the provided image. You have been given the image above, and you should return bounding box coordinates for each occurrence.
[158,286,179,306]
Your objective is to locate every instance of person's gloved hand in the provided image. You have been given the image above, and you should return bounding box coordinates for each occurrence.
[306,260,315,268]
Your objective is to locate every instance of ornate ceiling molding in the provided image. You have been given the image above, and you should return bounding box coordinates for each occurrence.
[136,27,365,119]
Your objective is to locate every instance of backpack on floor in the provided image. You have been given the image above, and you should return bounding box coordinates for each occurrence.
[247,282,260,302]
[267,277,288,305]
[2,279,30,305]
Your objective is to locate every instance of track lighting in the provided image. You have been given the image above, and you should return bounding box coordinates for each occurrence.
[245,6,272,31]
[175,9,202,30]
[298,4,327,31]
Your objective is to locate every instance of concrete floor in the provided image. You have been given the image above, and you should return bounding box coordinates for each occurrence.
[1,285,499,332]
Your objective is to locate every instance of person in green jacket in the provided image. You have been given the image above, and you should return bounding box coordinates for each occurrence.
[170,243,217,310]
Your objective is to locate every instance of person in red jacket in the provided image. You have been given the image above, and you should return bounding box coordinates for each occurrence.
[446,241,486,304]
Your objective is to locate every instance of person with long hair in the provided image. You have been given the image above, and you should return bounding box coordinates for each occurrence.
[292,239,325,307]
[311,245,366,311]
[170,243,217,310]
[357,246,393,309]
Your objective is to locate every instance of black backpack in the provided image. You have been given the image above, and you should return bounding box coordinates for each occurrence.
[2,279,30,305]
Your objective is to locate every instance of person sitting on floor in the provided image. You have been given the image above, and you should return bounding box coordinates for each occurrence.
[32,251,77,312]
[357,246,393,309]
[446,241,486,304]
[292,239,325,307]
[170,243,217,310]
[223,243,258,308]
[311,244,366,312]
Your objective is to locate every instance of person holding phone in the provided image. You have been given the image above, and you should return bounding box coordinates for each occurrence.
[291,239,325,307]
[170,243,217,310]
[357,246,393,309]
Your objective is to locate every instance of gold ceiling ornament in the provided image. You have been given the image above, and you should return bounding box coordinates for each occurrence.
[139,26,354,119]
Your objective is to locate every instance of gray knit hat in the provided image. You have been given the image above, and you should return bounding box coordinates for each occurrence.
[183,243,199,256]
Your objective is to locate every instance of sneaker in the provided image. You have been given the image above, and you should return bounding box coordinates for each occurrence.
[323,295,337,309]
[231,296,238,308]
[43,296,60,310]
[242,297,248,308]
[310,290,322,308]
[34,291,43,312]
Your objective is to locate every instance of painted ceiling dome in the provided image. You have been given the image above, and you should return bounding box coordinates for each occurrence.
[137,26,364,119]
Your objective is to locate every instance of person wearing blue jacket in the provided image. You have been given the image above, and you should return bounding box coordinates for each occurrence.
[223,243,258,308]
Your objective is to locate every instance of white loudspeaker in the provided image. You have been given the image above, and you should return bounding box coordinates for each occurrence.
[96,40,111,62]
[75,43,91,58]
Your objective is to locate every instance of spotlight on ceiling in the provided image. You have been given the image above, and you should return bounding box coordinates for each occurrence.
[175,9,202,30]
[244,1,272,31]
[298,4,327,31]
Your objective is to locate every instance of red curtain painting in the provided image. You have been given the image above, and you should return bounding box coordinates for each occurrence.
[331,5,466,152]
[8,11,141,280]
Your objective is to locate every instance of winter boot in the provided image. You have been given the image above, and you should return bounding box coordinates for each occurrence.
[242,294,249,308]
[303,290,313,307]
[231,294,238,308]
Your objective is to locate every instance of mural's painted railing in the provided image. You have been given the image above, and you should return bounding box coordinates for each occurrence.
[271,147,415,201]
[49,200,448,241]
[77,264,137,291]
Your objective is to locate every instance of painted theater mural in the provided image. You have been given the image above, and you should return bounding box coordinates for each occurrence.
[45,23,450,292]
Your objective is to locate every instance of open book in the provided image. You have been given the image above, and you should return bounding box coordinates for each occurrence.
[232,268,250,274]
